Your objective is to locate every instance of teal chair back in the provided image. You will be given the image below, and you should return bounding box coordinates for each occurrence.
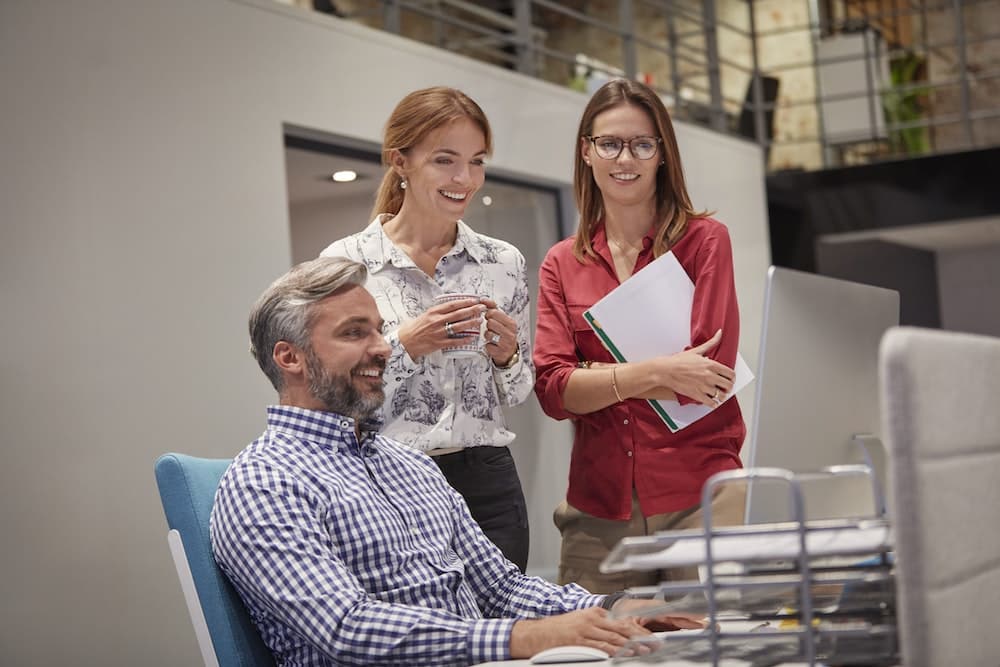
[154,453,275,667]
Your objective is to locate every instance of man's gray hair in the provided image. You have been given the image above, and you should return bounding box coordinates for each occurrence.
[249,256,368,391]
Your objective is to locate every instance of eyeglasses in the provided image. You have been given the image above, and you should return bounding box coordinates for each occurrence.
[586,135,662,160]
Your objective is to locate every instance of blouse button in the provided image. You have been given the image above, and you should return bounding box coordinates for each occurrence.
[627,451,633,457]
[623,419,629,425]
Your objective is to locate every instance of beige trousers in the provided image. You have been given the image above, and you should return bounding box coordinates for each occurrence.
[554,483,747,594]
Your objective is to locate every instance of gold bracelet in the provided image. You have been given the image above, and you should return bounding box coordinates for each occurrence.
[611,365,624,403]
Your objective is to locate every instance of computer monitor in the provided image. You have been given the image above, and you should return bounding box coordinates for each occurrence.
[744,267,900,524]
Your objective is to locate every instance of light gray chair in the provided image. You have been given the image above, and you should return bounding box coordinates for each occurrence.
[880,326,1000,667]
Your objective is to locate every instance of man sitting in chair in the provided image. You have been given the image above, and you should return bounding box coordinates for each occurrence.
[211,256,701,666]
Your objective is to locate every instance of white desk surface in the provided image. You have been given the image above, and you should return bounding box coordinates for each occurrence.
[474,660,815,666]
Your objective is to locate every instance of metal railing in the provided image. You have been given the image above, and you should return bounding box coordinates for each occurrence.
[300,0,1000,172]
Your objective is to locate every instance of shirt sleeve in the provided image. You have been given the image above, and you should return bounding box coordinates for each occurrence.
[384,328,422,383]
[532,247,580,421]
[445,476,605,618]
[492,248,535,407]
[676,222,742,406]
[211,459,516,666]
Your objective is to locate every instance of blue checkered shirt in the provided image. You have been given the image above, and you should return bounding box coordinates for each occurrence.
[210,406,602,666]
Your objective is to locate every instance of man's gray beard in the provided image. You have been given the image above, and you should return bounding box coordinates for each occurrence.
[305,349,384,423]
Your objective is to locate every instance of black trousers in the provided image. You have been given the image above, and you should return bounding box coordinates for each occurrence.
[432,446,530,572]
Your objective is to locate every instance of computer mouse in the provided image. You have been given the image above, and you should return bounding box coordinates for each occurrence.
[529,644,610,664]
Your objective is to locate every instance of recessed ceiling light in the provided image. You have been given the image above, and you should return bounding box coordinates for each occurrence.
[332,170,357,183]
[482,195,493,206]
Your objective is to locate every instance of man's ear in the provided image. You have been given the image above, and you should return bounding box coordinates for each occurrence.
[273,341,306,377]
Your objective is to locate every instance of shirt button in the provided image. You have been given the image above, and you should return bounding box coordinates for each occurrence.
[623,419,629,425]
[627,451,633,457]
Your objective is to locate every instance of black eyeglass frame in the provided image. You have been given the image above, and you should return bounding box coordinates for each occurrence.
[585,135,663,160]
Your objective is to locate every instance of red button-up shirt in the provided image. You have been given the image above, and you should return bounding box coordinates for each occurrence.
[533,217,746,521]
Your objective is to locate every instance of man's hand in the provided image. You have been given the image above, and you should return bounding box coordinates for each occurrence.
[508,607,651,658]
[611,597,709,632]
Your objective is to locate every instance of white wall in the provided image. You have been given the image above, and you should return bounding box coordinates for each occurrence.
[0,1,769,664]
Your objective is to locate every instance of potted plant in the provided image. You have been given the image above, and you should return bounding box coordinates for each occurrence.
[882,51,931,155]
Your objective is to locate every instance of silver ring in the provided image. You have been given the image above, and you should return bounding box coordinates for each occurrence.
[444,322,458,338]
[489,332,501,345]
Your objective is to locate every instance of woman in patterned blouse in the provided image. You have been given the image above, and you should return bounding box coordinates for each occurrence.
[321,87,534,571]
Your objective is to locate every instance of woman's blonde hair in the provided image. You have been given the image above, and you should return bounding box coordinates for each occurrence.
[572,78,708,261]
[371,87,493,219]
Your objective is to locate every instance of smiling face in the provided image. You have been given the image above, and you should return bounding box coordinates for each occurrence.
[301,286,390,422]
[393,116,487,224]
[582,103,661,211]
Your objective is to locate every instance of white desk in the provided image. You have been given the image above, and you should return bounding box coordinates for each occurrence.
[475,660,816,666]
[474,625,817,667]
[473,621,847,666]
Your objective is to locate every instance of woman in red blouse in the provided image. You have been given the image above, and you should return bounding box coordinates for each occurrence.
[533,78,747,593]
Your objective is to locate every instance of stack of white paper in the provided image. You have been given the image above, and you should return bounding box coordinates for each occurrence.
[622,524,893,570]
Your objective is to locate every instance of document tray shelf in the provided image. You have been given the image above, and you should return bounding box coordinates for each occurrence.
[602,466,898,666]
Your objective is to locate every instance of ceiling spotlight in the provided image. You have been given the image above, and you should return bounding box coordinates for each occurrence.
[482,195,493,206]
[332,170,357,183]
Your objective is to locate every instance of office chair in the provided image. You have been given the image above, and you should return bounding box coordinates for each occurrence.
[880,327,1000,667]
[154,453,276,667]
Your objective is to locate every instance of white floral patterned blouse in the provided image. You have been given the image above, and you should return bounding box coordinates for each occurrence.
[320,216,535,453]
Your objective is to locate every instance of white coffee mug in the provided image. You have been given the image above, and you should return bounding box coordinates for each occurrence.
[433,293,487,359]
